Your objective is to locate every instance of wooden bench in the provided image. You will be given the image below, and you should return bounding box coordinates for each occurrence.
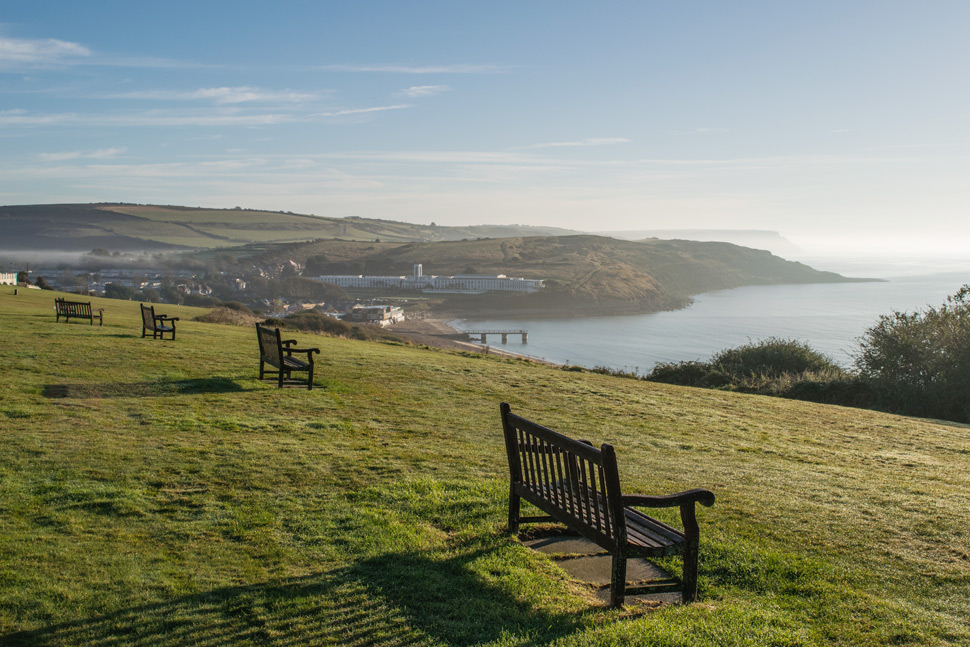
[255,324,320,389]
[500,402,715,607]
[54,298,103,326]
[140,303,179,340]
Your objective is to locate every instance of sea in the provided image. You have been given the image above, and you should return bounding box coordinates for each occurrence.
[452,256,970,374]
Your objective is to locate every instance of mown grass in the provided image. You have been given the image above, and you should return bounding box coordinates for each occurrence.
[1,287,968,646]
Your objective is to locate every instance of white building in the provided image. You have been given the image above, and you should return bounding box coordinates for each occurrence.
[344,304,405,326]
[311,263,544,294]
[0,272,17,285]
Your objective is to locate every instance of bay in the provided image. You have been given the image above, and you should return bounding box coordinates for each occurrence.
[453,268,970,374]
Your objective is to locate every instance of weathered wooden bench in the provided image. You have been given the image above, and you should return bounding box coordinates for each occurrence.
[500,402,715,607]
[255,324,320,389]
[140,303,179,340]
[54,297,103,326]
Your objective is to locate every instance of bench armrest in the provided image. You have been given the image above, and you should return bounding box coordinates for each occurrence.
[287,347,320,356]
[155,315,178,322]
[281,339,298,346]
[622,488,715,509]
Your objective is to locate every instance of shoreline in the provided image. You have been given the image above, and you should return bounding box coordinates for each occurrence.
[386,317,554,364]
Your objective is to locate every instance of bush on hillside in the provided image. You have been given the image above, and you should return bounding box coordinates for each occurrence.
[282,311,353,336]
[649,338,846,387]
[221,301,255,315]
[194,307,260,326]
[646,338,865,405]
[713,338,841,379]
[856,284,970,422]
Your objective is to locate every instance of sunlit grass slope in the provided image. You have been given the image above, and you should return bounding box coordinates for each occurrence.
[1,288,968,646]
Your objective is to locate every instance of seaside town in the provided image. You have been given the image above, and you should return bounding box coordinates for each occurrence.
[2,261,543,326]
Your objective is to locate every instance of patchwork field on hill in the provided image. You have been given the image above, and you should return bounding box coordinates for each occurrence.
[1,288,967,646]
[0,203,577,251]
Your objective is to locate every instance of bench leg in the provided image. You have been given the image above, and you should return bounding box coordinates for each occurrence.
[681,539,700,603]
[306,365,313,390]
[278,368,285,388]
[507,486,520,534]
[610,552,627,608]
[259,360,266,380]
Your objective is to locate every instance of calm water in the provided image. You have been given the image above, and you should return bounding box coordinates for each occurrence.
[454,267,970,374]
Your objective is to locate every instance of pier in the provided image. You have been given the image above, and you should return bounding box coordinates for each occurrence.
[465,329,528,344]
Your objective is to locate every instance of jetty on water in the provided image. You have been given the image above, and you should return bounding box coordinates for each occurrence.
[464,329,528,344]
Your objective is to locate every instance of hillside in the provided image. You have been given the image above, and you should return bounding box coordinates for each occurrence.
[0,288,967,646]
[254,234,858,315]
[0,203,578,251]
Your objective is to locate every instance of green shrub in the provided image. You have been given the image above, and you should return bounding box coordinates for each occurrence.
[645,339,864,406]
[856,284,970,422]
[220,301,255,315]
[648,339,844,387]
[281,311,352,336]
[713,337,842,379]
[649,360,725,388]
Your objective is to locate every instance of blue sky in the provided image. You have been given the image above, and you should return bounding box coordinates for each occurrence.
[2,1,969,255]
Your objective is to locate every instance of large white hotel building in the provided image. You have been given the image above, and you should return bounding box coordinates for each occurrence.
[310,264,544,294]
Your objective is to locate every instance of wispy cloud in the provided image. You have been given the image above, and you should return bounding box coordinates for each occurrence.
[672,127,731,135]
[110,86,325,104]
[0,104,412,128]
[319,63,510,74]
[307,104,413,118]
[523,137,631,149]
[39,147,126,162]
[0,110,287,127]
[397,85,451,98]
[0,36,90,67]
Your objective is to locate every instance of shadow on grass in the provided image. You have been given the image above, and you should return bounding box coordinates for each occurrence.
[3,551,588,647]
[349,546,588,646]
[2,573,411,647]
[42,377,246,399]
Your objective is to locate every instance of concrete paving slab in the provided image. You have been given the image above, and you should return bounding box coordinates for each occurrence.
[556,554,671,586]
[522,534,682,606]
[523,535,603,556]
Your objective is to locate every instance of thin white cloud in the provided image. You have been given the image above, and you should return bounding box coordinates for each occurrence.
[39,147,126,162]
[0,105,411,128]
[319,63,509,74]
[0,110,287,127]
[397,85,451,98]
[307,104,413,118]
[111,86,324,104]
[672,127,731,135]
[524,137,632,149]
[0,36,90,67]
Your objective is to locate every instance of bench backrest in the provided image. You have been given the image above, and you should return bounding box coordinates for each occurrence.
[140,304,156,331]
[500,403,626,551]
[56,298,93,317]
[255,324,284,368]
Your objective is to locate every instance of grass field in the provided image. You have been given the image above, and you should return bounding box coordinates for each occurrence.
[1,287,968,646]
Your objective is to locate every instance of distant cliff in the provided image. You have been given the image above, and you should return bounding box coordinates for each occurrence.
[271,234,867,317]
